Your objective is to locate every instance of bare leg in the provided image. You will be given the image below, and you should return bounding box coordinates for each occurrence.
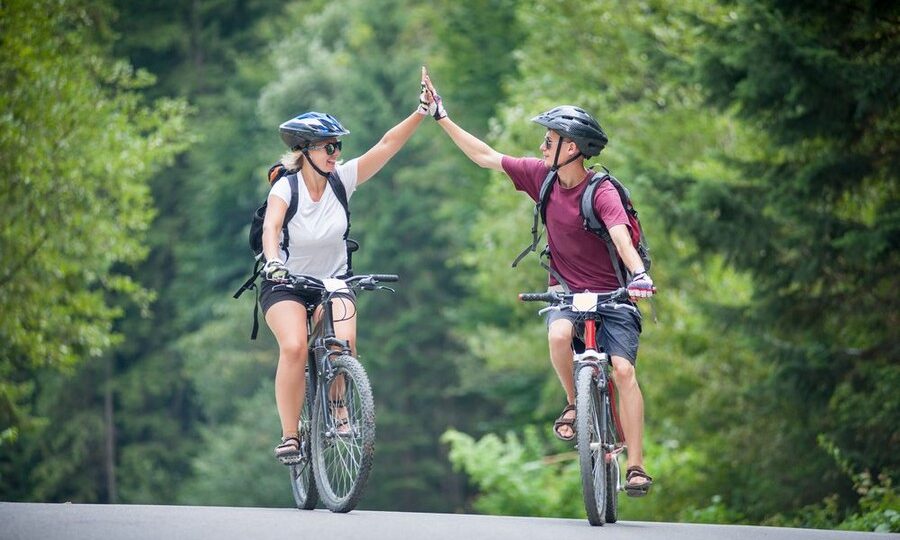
[329,295,357,356]
[548,319,576,438]
[610,355,648,486]
[265,301,309,438]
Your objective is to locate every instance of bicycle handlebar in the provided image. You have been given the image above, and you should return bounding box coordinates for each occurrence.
[286,273,400,291]
[518,287,629,306]
[518,292,559,303]
[520,288,630,318]
[366,274,399,283]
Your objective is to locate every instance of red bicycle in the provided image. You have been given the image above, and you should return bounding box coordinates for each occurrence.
[519,287,629,526]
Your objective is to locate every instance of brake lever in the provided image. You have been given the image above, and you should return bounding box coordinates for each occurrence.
[537,305,560,316]
[377,286,396,293]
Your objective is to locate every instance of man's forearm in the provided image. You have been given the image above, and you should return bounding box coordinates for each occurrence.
[436,117,504,171]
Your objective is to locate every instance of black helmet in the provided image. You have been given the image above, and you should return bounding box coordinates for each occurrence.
[279,112,350,150]
[531,105,608,157]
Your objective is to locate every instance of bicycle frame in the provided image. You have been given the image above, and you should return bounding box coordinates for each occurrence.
[575,317,626,458]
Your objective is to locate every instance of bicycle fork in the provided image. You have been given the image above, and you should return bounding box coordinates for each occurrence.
[312,345,353,439]
[575,319,627,465]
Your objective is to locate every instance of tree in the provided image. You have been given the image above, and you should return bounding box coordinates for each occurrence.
[668,0,900,517]
[0,0,189,483]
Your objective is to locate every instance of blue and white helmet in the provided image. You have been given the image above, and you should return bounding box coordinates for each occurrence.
[279,112,350,150]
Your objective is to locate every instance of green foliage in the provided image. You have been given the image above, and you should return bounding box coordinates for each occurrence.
[765,448,900,533]
[0,0,189,458]
[177,381,291,507]
[838,473,900,533]
[442,427,583,517]
[671,0,900,510]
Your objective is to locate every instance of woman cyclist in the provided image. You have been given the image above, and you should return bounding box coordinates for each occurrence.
[262,76,430,463]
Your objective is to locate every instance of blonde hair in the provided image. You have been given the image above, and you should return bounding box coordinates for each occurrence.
[280,150,304,172]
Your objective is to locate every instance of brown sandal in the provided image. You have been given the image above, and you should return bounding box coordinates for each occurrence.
[625,465,653,497]
[274,435,302,464]
[553,404,577,441]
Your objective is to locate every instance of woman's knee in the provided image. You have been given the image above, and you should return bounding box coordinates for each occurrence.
[278,338,308,364]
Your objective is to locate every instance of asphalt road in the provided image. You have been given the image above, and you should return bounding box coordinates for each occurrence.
[1,502,894,540]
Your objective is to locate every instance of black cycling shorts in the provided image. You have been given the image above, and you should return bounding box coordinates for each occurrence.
[259,279,356,317]
[546,301,643,365]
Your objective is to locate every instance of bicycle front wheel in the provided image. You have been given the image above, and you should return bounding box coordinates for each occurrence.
[311,355,375,513]
[576,365,607,526]
[604,392,620,524]
[289,367,318,509]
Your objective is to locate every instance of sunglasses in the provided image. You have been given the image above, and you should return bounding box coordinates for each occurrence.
[306,141,342,155]
[542,135,572,150]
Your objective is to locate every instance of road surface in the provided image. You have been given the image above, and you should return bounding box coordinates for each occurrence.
[1,502,893,540]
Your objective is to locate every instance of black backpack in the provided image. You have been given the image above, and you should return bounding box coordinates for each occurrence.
[513,167,651,290]
[233,163,357,339]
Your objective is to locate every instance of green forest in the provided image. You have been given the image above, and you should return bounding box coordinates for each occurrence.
[1,0,897,531]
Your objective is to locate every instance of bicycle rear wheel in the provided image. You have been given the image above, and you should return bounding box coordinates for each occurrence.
[311,355,375,513]
[576,365,607,526]
[289,367,318,509]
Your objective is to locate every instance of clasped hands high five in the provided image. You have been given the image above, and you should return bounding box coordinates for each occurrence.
[416,66,446,121]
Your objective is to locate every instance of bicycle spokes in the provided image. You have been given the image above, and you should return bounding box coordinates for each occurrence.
[312,356,375,512]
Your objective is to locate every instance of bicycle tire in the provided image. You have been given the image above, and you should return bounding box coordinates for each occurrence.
[311,355,375,513]
[604,393,619,523]
[576,365,607,526]
[289,368,318,509]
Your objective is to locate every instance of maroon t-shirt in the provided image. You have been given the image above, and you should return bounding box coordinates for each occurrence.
[502,156,629,292]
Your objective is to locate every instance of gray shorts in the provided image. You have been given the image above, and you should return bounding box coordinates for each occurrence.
[546,301,643,365]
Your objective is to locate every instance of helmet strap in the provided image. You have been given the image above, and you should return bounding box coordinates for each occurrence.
[550,138,564,171]
[301,149,330,179]
[558,152,582,169]
[550,138,582,171]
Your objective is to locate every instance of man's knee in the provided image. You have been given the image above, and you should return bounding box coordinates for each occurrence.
[611,357,636,384]
[547,322,574,348]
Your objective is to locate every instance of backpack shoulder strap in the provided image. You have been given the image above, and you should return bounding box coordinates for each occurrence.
[280,174,300,259]
[580,170,629,288]
[326,172,356,275]
[537,169,557,225]
[326,172,350,236]
[512,168,557,267]
[285,173,299,222]
[580,172,612,240]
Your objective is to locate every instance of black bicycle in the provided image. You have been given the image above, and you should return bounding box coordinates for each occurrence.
[519,287,630,526]
[285,273,398,513]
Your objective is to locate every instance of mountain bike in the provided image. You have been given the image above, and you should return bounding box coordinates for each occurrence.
[519,287,629,526]
[284,273,399,513]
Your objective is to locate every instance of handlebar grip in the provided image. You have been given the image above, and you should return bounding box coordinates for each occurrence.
[370,274,399,282]
[518,292,557,303]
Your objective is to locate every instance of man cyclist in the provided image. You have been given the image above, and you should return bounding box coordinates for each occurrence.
[422,69,655,495]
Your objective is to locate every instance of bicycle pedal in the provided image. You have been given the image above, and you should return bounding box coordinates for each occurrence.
[277,452,306,465]
[327,427,356,438]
